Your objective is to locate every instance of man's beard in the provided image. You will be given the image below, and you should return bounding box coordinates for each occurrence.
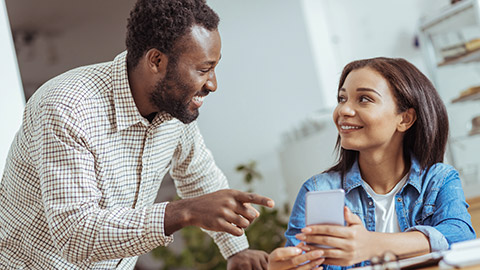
[150,67,199,124]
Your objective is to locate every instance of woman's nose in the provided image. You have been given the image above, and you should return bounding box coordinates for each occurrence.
[337,102,355,117]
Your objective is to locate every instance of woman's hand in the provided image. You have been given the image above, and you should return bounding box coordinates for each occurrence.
[268,243,325,270]
[296,207,374,266]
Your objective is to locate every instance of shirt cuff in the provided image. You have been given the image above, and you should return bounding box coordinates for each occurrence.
[148,202,174,247]
[406,225,449,251]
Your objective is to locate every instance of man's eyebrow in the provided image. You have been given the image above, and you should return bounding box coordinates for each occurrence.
[203,54,221,65]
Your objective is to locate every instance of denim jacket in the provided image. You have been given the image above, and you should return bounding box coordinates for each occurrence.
[285,157,476,270]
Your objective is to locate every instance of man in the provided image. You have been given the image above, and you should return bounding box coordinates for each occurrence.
[0,0,274,268]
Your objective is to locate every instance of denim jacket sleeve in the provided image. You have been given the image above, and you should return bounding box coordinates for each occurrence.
[285,181,309,247]
[406,167,476,251]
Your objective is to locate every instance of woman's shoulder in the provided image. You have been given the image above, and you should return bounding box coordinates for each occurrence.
[414,162,460,189]
[302,170,343,192]
[425,162,458,179]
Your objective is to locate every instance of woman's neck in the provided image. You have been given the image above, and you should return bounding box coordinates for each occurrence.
[358,148,409,194]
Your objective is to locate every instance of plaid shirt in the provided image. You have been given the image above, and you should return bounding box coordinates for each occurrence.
[0,51,248,269]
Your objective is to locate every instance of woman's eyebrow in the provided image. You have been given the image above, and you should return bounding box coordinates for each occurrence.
[356,87,382,97]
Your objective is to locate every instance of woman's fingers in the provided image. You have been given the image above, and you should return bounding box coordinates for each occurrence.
[268,247,325,270]
[344,206,362,226]
[269,247,303,261]
[290,250,324,266]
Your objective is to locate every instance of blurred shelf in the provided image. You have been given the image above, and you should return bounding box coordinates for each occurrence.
[451,91,480,103]
[419,0,480,181]
[420,0,476,35]
[450,132,480,144]
[439,47,480,66]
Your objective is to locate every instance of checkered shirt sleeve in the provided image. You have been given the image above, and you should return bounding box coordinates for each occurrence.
[171,122,249,259]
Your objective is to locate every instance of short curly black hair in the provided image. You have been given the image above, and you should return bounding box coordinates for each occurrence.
[126,0,219,68]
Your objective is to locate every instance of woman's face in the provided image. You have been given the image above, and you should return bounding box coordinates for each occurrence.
[333,67,404,153]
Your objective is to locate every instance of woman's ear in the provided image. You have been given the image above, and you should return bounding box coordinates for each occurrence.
[398,108,417,132]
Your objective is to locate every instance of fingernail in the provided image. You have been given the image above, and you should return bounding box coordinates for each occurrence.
[268,200,274,208]
[302,227,312,233]
[294,248,302,254]
[296,234,306,240]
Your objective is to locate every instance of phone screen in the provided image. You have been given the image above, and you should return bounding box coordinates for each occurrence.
[305,189,345,248]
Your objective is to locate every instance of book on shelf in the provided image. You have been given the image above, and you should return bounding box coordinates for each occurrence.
[440,38,480,61]
[451,85,480,103]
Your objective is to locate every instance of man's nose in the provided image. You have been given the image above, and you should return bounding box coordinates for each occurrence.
[205,70,217,92]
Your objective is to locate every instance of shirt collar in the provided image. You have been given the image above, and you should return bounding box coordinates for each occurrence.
[112,51,173,131]
[342,154,423,194]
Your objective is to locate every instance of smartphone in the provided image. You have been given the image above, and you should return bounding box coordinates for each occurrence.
[305,189,345,248]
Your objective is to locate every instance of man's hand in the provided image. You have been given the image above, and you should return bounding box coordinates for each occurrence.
[227,249,269,270]
[164,189,274,236]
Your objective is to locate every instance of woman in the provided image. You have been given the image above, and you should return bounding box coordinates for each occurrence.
[268,57,476,270]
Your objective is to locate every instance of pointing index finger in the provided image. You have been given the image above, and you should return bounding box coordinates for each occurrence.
[235,192,274,208]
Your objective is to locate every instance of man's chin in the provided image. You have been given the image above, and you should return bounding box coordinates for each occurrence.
[175,111,199,124]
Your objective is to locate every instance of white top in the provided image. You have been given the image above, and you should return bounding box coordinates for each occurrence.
[363,174,408,233]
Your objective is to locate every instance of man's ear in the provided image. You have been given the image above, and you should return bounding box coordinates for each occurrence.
[144,48,168,75]
[398,108,417,132]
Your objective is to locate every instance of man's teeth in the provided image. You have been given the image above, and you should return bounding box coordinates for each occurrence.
[341,125,361,130]
[192,96,205,102]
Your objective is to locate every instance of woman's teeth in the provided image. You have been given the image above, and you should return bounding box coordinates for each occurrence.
[341,125,361,130]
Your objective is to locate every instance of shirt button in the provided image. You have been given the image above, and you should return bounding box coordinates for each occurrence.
[368,201,373,206]
[397,197,403,202]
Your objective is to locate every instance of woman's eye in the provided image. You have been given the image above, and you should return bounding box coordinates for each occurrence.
[359,96,373,103]
[337,96,346,103]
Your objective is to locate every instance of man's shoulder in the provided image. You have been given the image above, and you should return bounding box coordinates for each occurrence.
[31,61,115,110]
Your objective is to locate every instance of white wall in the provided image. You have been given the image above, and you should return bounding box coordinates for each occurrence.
[0,0,24,176]
[198,0,324,205]
[11,1,133,99]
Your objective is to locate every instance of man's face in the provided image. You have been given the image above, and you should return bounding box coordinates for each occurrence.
[150,25,221,124]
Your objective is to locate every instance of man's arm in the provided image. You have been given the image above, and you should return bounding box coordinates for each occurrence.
[168,122,274,266]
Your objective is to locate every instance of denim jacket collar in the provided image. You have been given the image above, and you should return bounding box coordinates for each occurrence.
[406,156,423,193]
[342,155,423,195]
[343,161,363,194]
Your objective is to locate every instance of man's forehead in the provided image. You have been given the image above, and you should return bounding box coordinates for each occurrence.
[177,24,219,45]
[172,24,221,61]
